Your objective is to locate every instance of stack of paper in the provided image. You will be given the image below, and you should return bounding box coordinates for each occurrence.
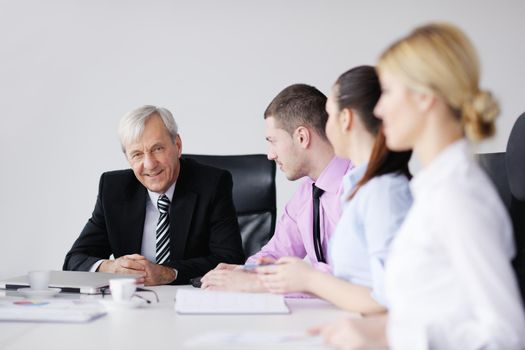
[175,289,290,314]
[0,299,106,322]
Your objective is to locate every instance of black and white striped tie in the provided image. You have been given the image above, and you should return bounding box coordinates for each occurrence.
[156,194,171,264]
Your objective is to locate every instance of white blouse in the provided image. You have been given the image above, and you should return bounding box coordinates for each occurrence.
[385,140,525,349]
[329,164,412,306]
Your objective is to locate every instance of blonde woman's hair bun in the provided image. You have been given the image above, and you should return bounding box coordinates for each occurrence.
[462,90,500,141]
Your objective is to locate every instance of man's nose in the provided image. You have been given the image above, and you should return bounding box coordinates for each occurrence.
[267,149,276,161]
[143,152,158,169]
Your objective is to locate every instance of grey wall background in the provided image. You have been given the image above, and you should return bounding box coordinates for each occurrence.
[1,0,524,279]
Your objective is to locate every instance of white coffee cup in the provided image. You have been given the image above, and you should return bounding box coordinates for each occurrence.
[109,278,137,302]
[28,270,50,290]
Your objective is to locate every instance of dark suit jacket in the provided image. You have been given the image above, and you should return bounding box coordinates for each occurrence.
[63,158,245,284]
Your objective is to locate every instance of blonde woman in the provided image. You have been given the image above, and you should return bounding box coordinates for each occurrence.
[316,23,525,350]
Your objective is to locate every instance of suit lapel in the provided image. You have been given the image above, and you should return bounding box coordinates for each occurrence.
[170,190,196,259]
[170,159,197,259]
[120,181,147,255]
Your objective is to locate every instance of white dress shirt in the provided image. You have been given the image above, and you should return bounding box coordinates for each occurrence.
[328,164,412,306]
[385,139,525,349]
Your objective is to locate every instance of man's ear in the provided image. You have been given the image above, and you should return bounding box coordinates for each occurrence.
[294,126,311,149]
[175,134,183,158]
[340,108,353,132]
[124,153,132,167]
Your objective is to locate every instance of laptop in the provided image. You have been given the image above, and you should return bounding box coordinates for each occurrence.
[0,270,141,294]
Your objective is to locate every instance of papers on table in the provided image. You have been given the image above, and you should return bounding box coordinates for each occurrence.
[0,299,106,323]
[175,289,290,314]
[184,331,324,348]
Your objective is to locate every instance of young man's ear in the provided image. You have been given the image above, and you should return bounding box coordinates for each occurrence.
[294,126,311,148]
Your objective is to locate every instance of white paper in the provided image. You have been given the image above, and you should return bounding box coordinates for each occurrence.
[0,299,106,322]
[184,331,324,348]
[175,289,290,314]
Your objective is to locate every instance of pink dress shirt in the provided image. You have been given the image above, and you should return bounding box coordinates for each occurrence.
[247,157,352,272]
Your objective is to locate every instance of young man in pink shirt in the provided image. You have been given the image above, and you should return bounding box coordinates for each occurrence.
[201,84,351,292]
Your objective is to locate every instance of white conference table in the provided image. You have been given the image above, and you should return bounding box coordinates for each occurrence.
[0,285,355,350]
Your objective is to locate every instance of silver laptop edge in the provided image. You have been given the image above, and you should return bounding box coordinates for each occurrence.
[0,270,141,294]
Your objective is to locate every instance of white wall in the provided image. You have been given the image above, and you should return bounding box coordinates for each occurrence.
[1,0,524,279]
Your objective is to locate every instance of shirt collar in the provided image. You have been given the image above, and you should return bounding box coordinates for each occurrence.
[313,156,353,194]
[341,162,368,198]
[410,138,472,198]
[147,182,176,208]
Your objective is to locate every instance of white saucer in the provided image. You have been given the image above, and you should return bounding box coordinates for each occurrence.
[17,287,61,299]
[99,298,147,310]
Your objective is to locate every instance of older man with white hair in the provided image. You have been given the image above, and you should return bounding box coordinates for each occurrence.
[64,105,245,285]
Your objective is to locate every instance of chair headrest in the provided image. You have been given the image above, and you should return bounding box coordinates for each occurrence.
[506,112,525,201]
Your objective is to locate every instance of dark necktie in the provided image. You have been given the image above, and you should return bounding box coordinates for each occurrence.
[312,184,326,263]
[156,194,171,264]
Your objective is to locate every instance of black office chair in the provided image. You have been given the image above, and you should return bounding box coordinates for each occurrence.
[506,112,525,302]
[477,151,512,209]
[183,154,277,257]
[478,112,525,302]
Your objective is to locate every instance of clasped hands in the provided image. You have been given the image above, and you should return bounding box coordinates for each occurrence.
[98,254,176,286]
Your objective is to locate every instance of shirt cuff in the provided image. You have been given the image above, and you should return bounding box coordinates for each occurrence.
[89,259,105,272]
[311,261,332,274]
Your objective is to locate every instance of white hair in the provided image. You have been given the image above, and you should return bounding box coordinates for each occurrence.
[118,105,178,153]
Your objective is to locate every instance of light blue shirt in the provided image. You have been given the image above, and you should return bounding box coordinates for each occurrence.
[328,163,412,306]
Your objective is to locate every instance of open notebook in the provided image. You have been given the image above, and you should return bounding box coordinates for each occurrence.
[175,289,290,314]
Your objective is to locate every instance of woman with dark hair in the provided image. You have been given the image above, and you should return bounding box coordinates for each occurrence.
[257,65,412,314]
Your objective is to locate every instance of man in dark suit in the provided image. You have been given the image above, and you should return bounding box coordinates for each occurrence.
[64,105,245,285]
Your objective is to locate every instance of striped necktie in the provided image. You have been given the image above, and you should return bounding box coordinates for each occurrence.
[156,194,171,264]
